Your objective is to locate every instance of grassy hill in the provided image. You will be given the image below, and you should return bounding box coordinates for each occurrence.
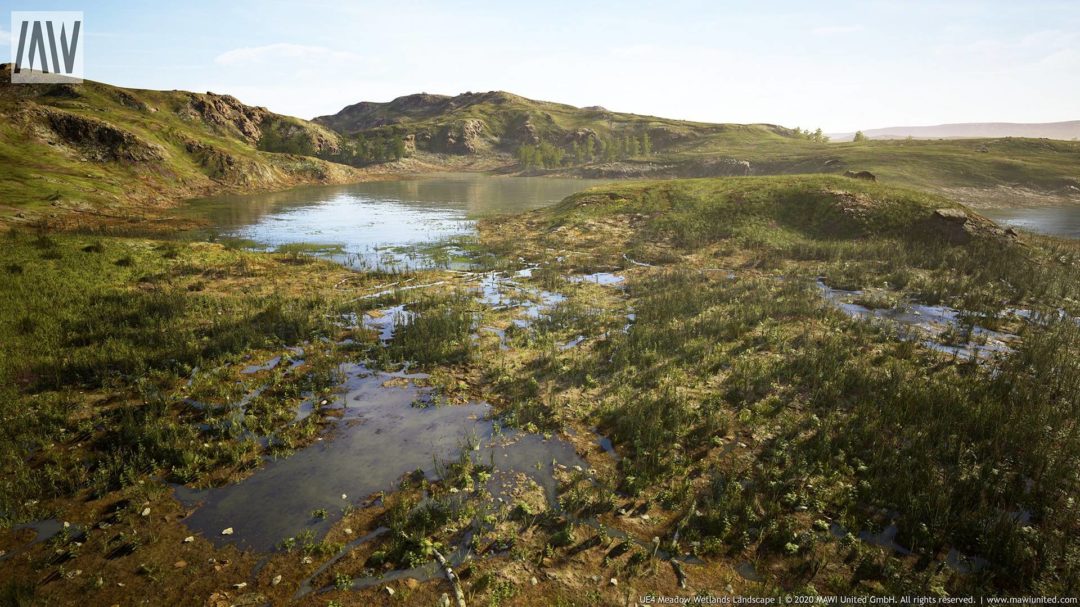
[317,90,1080,206]
[0,64,372,230]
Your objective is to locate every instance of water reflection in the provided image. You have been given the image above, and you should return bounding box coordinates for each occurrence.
[980,205,1080,239]
[178,173,611,268]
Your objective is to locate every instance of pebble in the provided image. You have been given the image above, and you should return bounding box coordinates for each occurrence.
[530,577,538,586]
[221,527,234,535]
[140,507,151,517]
[271,575,282,586]
[183,536,195,543]
[344,528,354,535]
[301,556,313,564]
[384,586,395,596]
[173,560,187,569]
[232,582,247,590]
[609,577,618,586]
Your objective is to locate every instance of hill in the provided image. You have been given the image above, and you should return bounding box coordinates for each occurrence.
[830,120,1080,142]
[317,90,1080,207]
[0,64,378,230]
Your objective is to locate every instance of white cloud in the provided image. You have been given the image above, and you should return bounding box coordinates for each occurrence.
[214,43,362,67]
[811,25,864,36]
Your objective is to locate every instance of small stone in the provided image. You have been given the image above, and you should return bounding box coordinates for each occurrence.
[271,574,282,586]
[439,594,452,607]
[140,507,151,517]
[173,560,187,569]
[530,577,538,586]
[63,521,70,528]
[301,556,313,564]
[221,527,234,535]
[232,582,247,590]
[341,494,347,500]
[609,577,618,586]
[344,528,353,535]
[641,514,650,521]
[405,578,420,590]
[183,536,195,543]
[384,586,395,596]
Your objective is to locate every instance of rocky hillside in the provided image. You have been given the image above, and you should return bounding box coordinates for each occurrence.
[314,90,797,159]
[317,90,1080,206]
[0,64,371,229]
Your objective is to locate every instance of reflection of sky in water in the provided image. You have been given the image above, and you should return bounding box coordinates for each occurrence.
[181,173,612,267]
[980,206,1080,239]
[230,195,471,254]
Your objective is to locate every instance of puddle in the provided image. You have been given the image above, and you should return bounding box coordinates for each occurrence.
[857,524,911,555]
[736,560,764,582]
[242,356,280,375]
[362,305,412,343]
[817,279,1019,360]
[568,272,625,286]
[177,364,584,552]
[560,335,586,350]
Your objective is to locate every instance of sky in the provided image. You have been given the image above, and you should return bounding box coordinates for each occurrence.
[2,0,1078,132]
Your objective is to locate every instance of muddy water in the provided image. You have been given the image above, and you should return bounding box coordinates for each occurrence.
[179,173,611,268]
[177,364,584,552]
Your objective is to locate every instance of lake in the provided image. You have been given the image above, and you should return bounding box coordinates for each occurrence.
[181,173,612,268]
[980,205,1080,239]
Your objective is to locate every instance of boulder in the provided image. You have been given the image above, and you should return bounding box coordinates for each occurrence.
[844,170,877,181]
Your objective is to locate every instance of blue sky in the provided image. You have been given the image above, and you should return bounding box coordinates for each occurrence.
[3,0,1078,131]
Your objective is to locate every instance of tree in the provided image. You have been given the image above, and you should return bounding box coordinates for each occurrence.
[853,131,867,142]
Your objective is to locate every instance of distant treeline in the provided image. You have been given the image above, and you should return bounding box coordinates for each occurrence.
[327,133,407,166]
[259,127,408,166]
[517,132,653,169]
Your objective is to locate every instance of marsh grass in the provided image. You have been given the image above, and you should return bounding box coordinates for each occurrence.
[0,230,396,521]
[480,175,1080,595]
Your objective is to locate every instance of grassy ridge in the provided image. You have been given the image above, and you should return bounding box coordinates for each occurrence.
[314,89,1080,202]
[479,175,1080,594]
[0,64,364,227]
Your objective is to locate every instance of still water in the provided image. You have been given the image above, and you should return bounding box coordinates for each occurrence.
[980,205,1080,239]
[181,173,611,267]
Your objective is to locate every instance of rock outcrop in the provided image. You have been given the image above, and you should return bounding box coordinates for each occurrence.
[925,208,1017,244]
[844,170,877,181]
[37,107,165,162]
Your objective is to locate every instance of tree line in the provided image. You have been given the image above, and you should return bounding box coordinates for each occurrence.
[259,126,408,166]
[791,126,830,143]
[516,132,653,169]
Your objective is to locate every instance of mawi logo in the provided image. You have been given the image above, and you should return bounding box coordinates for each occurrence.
[10,12,84,83]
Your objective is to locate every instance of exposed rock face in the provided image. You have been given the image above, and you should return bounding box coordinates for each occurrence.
[563,128,599,145]
[925,208,1016,244]
[844,170,877,181]
[181,92,269,144]
[436,119,486,154]
[38,107,165,162]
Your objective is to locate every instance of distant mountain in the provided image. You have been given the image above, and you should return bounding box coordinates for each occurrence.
[831,121,1080,142]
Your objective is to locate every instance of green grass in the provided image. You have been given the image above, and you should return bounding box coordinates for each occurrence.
[0,72,360,221]
[0,230,401,521]
[479,175,1080,595]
